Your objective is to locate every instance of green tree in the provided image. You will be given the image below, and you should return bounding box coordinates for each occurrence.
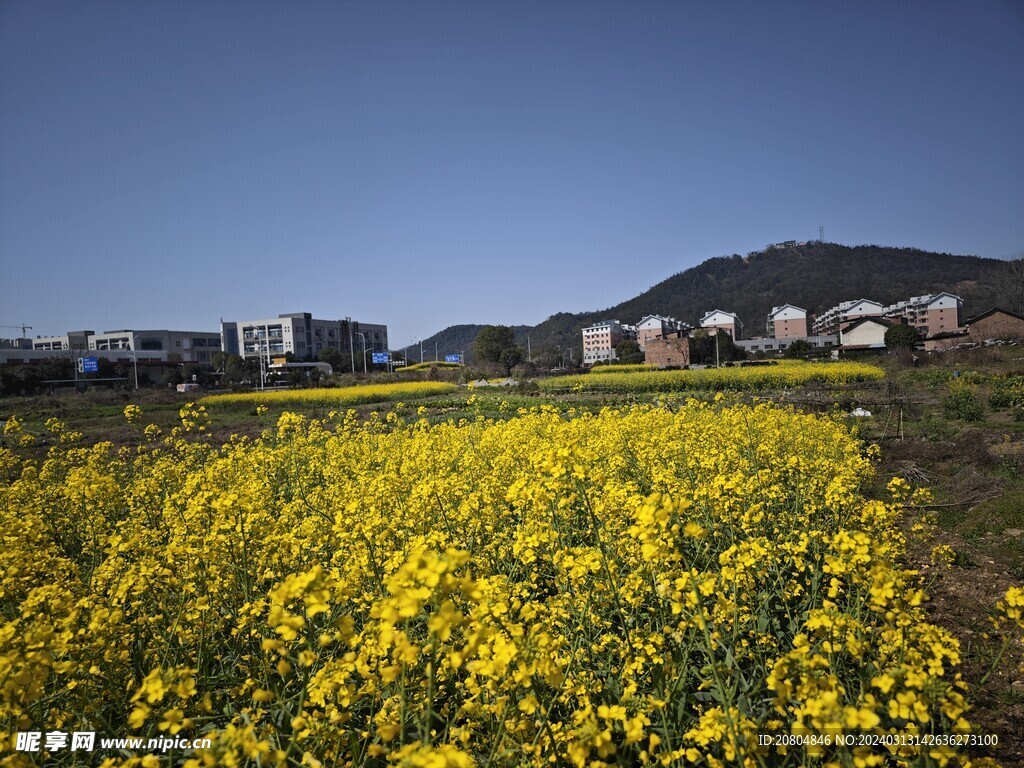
[614,339,645,364]
[318,347,344,374]
[475,326,524,375]
[783,339,812,359]
[689,329,744,365]
[884,324,921,351]
[222,354,250,384]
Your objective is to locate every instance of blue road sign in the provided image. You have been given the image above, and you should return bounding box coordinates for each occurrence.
[82,357,99,373]
[445,354,463,364]
[372,352,391,364]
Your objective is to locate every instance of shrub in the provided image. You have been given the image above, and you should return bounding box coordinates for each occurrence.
[943,386,984,421]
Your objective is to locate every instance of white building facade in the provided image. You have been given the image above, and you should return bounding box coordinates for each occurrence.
[882,293,962,338]
[90,330,222,364]
[581,320,637,365]
[636,315,691,350]
[766,305,808,338]
[811,299,886,336]
[220,313,388,362]
[700,310,743,339]
[33,331,93,352]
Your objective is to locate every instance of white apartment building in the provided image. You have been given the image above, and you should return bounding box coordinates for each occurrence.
[882,293,962,338]
[636,314,691,350]
[221,313,388,362]
[581,320,637,365]
[811,299,886,336]
[766,305,808,338]
[700,310,743,340]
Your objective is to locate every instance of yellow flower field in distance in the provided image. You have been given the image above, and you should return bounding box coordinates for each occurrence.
[539,360,885,393]
[199,381,458,407]
[0,400,997,767]
[396,361,463,372]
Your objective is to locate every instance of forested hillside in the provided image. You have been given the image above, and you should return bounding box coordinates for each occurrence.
[418,244,1014,361]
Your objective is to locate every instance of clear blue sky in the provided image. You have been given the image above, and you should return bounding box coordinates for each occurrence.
[2,1,1022,347]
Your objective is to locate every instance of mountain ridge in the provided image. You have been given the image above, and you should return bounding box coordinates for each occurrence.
[414,243,1014,362]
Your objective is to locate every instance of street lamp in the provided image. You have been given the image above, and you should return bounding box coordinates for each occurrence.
[130,332,139,391]
[355,331,367,374]
[345,317,355,374]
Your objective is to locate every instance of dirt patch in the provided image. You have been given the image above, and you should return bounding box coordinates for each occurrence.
[905,527,1024,767]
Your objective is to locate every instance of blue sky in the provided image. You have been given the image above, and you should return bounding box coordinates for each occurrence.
[2,1,1022,347]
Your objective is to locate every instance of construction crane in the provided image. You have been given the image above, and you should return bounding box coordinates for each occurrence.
[1,323,33,337]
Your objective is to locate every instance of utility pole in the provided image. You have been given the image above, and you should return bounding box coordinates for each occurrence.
[715,330,721,368]
[527,335,531,363]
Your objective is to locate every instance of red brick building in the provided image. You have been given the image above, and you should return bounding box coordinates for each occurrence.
[967,308,1024,342]
[644,334,690,368]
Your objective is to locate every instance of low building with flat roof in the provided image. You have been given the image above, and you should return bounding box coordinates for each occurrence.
[90,329,221,363]
[33,331,94,352]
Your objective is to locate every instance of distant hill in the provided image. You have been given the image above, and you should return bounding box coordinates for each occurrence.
[414,243,1014,361]
[406,324,531,365]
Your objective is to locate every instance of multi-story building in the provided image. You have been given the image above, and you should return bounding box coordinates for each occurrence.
[811,299,885,336]
[699,310,743,340]
[581,320,636,365]
[766,305,808,339]
[636,315,691,350]
[882,293,962,338]
[90,329,222,364]
[33,331,93,352]
[221,313,388,362]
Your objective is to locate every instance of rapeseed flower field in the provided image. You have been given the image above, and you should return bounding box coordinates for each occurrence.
[539,361,885,393]
[200,381,458,408]
[0,399,1011,767]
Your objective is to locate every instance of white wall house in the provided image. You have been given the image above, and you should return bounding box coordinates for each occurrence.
[839,317,891,349]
